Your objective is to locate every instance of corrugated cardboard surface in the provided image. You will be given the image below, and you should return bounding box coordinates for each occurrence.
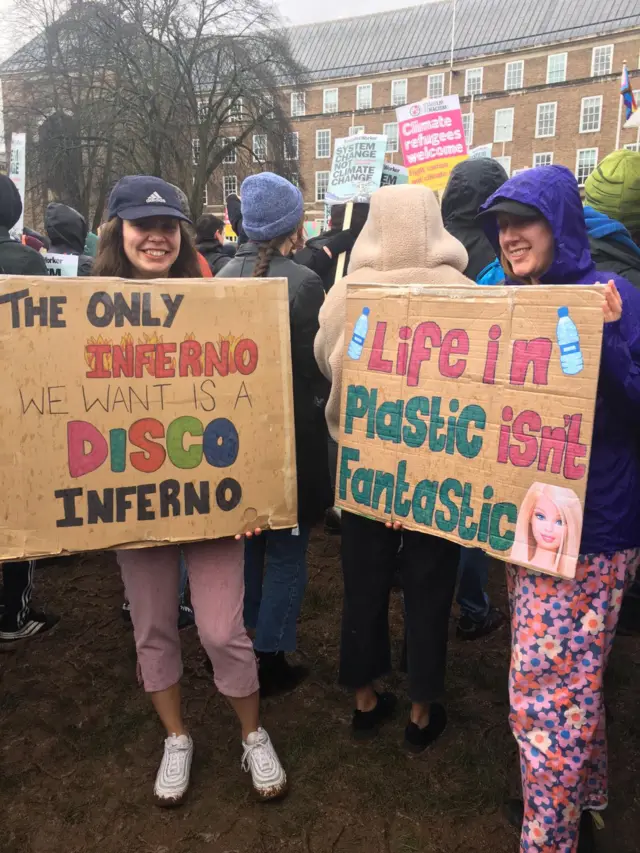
[336,283,604,578]
[0,276,297,558]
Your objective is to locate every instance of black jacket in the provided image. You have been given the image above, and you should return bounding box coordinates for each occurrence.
[0,226,48,275]
[441,158,509,281]
[295,229,356,291]
[196,239,231,276]
[217,242,332,524]
[45,203,93,276]
[226,194,248,246]
[590,235,640,290]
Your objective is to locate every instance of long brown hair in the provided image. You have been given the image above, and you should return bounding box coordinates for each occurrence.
[92,217,203,278]
[252,219,304,278]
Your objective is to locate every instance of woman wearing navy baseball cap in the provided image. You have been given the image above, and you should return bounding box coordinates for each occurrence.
[94,175,288,808]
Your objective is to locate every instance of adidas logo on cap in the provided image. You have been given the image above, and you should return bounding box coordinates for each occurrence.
[146,191,166,204]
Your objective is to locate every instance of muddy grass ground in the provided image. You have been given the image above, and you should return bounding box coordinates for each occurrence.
[2,529,639,853]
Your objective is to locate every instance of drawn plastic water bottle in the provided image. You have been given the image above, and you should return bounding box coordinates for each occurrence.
[348,307,370,360]
[557,306,584,375]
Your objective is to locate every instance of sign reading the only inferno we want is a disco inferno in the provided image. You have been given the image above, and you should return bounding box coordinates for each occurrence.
[337,283,605,579]
[0,277,298,559]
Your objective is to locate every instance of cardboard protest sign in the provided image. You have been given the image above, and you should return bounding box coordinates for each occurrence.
[468,143,493,160]
[45,253,79,277]
[0,277,297,559]
[381,162,409,187]
[337,283,604,579]
[396,95,468,191]
[326,134,388,204]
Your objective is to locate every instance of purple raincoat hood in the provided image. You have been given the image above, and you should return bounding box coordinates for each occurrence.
[479,165,595,284]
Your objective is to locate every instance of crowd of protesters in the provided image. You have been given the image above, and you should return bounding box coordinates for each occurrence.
[1,145,640,853]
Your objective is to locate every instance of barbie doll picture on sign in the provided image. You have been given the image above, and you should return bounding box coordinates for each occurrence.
[510,483,583,579]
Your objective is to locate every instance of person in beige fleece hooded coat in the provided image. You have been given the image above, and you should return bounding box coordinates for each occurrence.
[314,184,473,750]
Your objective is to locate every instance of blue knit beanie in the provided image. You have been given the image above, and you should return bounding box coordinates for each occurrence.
[240,172,304,241]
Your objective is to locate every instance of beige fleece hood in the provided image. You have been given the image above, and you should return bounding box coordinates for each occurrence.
[314,183,474,441]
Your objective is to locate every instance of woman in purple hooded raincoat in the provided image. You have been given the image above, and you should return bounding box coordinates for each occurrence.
[479,165,640,853]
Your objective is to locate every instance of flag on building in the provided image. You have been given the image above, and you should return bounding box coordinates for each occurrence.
[621,64,640,129]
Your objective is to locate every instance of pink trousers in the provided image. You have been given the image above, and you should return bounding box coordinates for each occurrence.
[117,539,258,698]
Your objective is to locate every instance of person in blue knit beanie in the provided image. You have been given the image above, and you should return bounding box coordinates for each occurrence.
[218,173,332,697]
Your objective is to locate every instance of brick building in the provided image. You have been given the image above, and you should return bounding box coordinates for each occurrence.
[212,0,640,223]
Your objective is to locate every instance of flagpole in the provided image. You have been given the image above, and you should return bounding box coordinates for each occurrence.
[448,0,457,95]
[616,61,626,151]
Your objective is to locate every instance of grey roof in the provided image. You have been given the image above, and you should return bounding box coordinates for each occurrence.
[286,0,640,82]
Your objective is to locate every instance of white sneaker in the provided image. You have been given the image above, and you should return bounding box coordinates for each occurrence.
[241,727,287,800]
[153,733,193,807]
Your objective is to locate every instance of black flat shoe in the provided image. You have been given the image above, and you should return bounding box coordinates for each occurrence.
[352,692,398,741]
[403,703,447,754]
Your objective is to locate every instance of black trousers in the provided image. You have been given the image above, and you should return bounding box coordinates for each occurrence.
[339,512,459,703]
[1,560,35,629]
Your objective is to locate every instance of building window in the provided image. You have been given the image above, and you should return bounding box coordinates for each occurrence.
[252,134,267,163]
[465,67,483,96]
[624,142,640,152]
[316,129,331,159]
[315,171,330,202]
[391,79,408,107]
[191,138,200,166]
[323,88,338,114]
[428,73,445,99]
[226,98,243,123]
[576,148,598,186]
[535,102,557,138]
[222,137,236,164]
[202,183,208,206]
[494,156,511,177]
[356,84,372,110]
[223,175,238,197]
[284,131,299,160]
[289,173,299,188]
[383,122,399,153]
[533,152,554,167]
[546,53,567,84]
[591,44,613,77]
[505,60,524,90]
[290,92,305,118]
[349,125,365,136]
[494,108,514,143]
[580,96,602,133]
[197,97,208,122]
[462,113,474,147]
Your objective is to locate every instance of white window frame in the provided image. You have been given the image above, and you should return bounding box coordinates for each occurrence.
[316,129,331,159]
[546,53,567,85]
[226,97,243,124]
[289,173,300,188]
[576,148,598,186]
[494,155,511,176]
[465,67,483,96]
[428,73,445,99]
[504,60,524,91]
[494,107,514,143]
[284,131,299,161]
[202,183,208,207]
[252,133,267,163]
[580,96,602,133]
[349,125,365,136]
[462,113,474,147]
[197,97,208,122]
[222,137,236,165]
[290,92,306,118]
[323,88,339,114]
[624,142,640,152]
[533,152,554,167]
[535,102,557,139]
[356,83,373,111]
[383,122,399,153]
[591,44,613,77]
[223,175,238,197]
[191,138,200,166]
[315,171,330,203]
[391,78,408,107]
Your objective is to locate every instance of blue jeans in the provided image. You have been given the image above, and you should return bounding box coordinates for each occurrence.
[244,526,311,653]
[457,548,490,622]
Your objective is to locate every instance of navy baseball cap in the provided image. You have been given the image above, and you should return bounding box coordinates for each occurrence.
[107,176,191,223]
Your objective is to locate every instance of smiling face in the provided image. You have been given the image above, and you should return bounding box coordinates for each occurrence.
[498,213,554,282]
[530,494,564,553]
[122,216,181,278]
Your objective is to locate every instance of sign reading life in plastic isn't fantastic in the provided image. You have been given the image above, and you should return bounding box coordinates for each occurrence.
[337,284,605,579]
[325,134,388,204]
[0,277,298,559]
[396,95,468,191]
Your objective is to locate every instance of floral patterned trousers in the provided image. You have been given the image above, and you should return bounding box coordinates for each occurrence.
[507,548,640,853]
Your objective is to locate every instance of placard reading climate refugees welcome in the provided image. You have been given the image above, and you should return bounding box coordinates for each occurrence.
[0,277,297,559]
[337,284,604,579]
